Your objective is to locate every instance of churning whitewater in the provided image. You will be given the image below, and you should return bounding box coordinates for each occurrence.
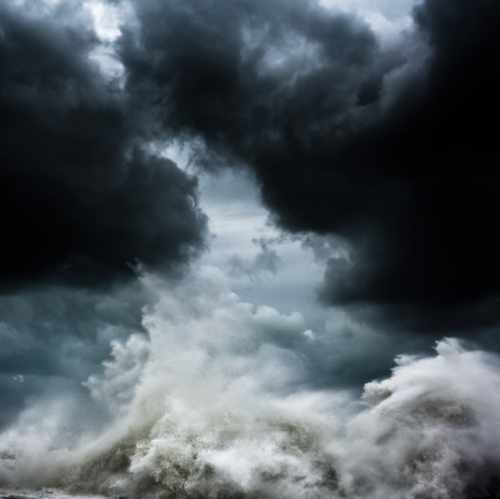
[1,268,500,499]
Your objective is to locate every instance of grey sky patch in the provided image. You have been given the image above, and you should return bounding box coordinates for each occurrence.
[301,234,351,264]
[228,238,282,279]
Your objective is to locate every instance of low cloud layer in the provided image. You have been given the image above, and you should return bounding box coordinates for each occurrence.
[0,279,150,428]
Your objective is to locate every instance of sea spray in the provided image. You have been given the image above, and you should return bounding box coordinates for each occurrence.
[2,268,500,498]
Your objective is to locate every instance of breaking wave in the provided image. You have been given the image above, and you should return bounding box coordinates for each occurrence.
[2,268,500,499]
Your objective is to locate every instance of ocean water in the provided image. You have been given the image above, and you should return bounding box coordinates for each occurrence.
[2,269,500,499]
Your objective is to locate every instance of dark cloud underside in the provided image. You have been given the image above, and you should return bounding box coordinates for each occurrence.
[0,2,207,290]
[0,0,498,435]
[121,0,500,332]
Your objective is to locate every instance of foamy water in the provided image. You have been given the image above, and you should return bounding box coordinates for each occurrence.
[2,268,500,499]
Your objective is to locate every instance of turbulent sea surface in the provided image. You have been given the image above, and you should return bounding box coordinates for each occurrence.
[2,270,500,499]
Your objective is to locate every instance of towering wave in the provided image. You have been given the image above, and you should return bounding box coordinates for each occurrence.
[2,268,500,499]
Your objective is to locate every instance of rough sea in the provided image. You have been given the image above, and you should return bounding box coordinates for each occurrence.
[2,270,500,499]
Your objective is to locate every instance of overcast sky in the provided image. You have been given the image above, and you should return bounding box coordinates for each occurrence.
[1,0,499,431]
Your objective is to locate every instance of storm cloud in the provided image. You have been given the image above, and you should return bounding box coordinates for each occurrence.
[1,0,500,437]
[119,0,500,333]
[0,1,207,290]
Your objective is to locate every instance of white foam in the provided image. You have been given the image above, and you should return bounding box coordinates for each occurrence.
[2,269,500,498]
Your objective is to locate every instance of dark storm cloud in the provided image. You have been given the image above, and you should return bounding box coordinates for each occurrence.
[120,0,381,147]
[0,1,207,289]
[120,0,500,333]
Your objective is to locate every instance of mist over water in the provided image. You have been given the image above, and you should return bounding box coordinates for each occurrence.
[2,268,500,499]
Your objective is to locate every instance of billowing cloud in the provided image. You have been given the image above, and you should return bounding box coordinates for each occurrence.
[0,1,207,289]
[1,2,500,497]
[1,3,500,487]
[117,0,500,333]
